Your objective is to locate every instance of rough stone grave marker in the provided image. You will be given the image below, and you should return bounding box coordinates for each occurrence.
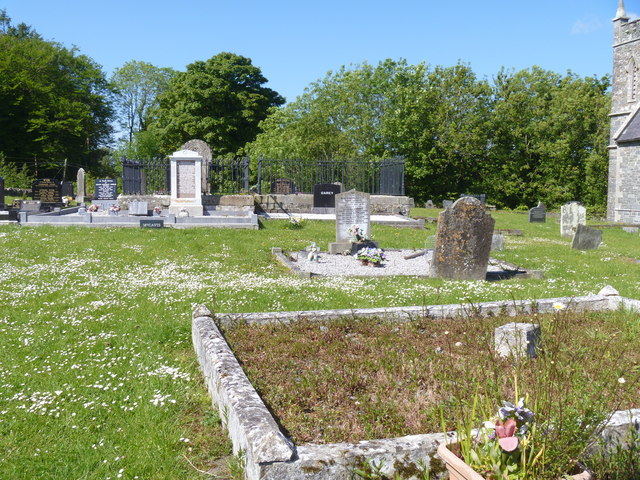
[528,201,546,223]
[432,197,495,280]
[76,168,86,204]
[182,139,212,194]
[571,225,602,250]
[560,201,586,237]
[32,179,62,205]
[495,323,541,359]
[329,190,370,254]
[169,149,203,216]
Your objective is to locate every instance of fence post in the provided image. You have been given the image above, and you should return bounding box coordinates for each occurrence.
[257,156,262,194]
[244,157,250,192]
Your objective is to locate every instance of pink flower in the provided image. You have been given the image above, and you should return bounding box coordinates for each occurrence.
[495,418,518,452]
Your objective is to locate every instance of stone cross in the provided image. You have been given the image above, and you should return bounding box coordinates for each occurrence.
[431,197,495,280]
[560,202,586,237]
[76,168,85,204]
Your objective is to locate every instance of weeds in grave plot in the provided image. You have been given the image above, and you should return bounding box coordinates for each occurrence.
[224,308,639,477]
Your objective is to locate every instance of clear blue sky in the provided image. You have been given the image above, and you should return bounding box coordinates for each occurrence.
[2,0,633,103]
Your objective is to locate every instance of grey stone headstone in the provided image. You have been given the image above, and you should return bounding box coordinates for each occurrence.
[495,322,541,359]
[19,200,42,212]
[460,193,486,205]
[528,201,546,223]
[442,200,453,209]
[335,190,370,243]
[76,168,85,204]
[128,201,149,216]
[425,200,434,208]
[571,224,602,250]
[560,201,586,237]
[491,233,505,251]
[182,139,212,194]
[432,197,495,280]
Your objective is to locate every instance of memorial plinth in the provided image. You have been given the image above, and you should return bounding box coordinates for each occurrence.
[169,149,203,216]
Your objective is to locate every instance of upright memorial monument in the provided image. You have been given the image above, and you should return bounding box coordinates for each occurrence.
[169,149,203,216]
[608,1,640,223]
[329,190,370,254]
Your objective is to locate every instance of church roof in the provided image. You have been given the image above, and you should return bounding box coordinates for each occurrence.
[616,106,640,143]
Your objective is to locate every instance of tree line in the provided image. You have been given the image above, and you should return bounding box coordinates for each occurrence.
[0,10,610,210]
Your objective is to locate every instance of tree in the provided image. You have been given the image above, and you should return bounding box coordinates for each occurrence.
[0,11,114,176]
[149,52,284,156]
[111,60,176,143]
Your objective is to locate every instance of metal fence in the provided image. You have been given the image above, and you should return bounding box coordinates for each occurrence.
[256,157,405,196]
[121,156,404,196]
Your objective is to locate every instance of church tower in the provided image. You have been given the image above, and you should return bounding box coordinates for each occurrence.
[608,0,640,222]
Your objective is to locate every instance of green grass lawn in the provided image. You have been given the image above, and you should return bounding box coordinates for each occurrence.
[0,211,638,478]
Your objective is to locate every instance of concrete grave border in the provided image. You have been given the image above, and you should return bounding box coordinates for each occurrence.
[193,287,640,480]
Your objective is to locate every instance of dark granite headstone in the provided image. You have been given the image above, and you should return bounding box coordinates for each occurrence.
[271,178,296,194]
[95,179,118,200]
[460,193,486,205]
[432,197,495,280]
[32,179,62,204]
[313,183,342,208]
[0,176,4,209]
[528,202,546,223]
[140,219,164,228]
[571,225,602,250]
[60,181,74,198]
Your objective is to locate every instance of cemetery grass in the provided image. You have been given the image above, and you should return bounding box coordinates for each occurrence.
[0,211,638,478]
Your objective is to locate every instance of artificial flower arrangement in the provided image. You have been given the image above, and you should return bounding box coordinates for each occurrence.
[348,224,366,242]
[109,204,121,214]
[87,204,99,212]
[355,246,386,265]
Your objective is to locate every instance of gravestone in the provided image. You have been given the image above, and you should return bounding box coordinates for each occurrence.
[425,200,434,208]
[528,201,546,223]
[313,183,342,212]
[491,233,505,251]
[329,190,370,254]
[571,225,602,250]
[61,181,74,199]
[0,176,4,209]
[169,149,203,216]
[76,168,86,204]
[560,201,586,237]
[19,200,42,212]
[32,179,62,205]
[494,323,541,359]
[95,179,118,200]
[442,200,453,209]
[271,178,296,194]
[93,178,119,210]
[128,201,149,216]
[182,139,212,194]
[460,193,486,205]
[431,197,495,280]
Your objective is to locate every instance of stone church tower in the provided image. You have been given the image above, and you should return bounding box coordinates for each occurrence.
[608,0,640,222]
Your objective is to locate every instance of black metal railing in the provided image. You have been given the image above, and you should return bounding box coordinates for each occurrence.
[121,156,404,196]
[256,156,405,196]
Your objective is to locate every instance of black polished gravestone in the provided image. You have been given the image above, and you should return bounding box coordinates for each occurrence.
[528,202,546,223]
[32,179,62,205]
[313,183,342,208]
[95,179,118,200]
[60,181,74,198]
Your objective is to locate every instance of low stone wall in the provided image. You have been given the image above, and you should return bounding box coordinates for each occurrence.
[254,194,415,215]
[193,288,640,480]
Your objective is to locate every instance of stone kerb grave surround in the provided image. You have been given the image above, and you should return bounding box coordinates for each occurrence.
[561,201,586,237]
[432,197,495,280]
[193,286,640,480]
[181,139,212,195]
[169,149,203,217]
[329,189,370,254]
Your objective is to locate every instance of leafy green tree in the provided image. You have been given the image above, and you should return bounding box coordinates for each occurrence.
[111,60,176,143]
[0,11,114,176]
[149,52,284,156]
[0,152,35,188]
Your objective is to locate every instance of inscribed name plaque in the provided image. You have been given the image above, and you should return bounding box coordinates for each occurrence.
[169,149,203,216]
[313,183,342,208]
[95,179,118,200]
[335,190,370,243]
[32,179,62,204]
[140,219,164,228]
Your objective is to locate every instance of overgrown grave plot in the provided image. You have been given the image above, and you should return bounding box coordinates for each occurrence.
[221,309,640,446]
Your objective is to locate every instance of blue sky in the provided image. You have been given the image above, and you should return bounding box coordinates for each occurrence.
[2,0,634,103]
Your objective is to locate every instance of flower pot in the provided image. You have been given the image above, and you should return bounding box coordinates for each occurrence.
[437,442,594,480]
